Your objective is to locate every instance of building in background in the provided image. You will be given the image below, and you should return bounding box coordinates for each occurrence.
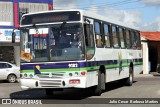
[0,0,53,66]
[141,32,160,74]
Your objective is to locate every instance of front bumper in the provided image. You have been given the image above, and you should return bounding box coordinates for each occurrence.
[20,77,86,90]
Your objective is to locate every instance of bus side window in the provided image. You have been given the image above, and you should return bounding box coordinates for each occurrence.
[112,26,119,48]
[125,30,131,49]
[84,24,94,47]
[84,24,95,60]
[94,22,103,47]
[136,32,141,50]
[119,27,125,48]
[131,31,136,49]
[103,23,111,48]
[134,31,138,49]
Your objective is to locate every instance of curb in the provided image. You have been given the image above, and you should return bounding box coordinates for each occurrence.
[135,74,154,78]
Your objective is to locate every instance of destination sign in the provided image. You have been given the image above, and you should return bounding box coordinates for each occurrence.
[21,11,81,25]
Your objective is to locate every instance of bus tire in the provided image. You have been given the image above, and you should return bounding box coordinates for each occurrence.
[45,89,54,96]
[93,72,105,96]
[125,67,133,86]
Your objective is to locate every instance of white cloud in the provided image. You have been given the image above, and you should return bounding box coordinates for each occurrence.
[54,0,99,9]
[140,0,160,6]
[87,6,142,30]
[141,17,160,31]
[53,0,78,9]
[53,0,160,31]
[54,0,142,30]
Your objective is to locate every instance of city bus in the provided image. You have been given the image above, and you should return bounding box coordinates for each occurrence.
[13,9,143,96]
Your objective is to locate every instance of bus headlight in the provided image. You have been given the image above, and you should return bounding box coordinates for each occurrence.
[75,72,78,75]
[69,73,73,77]
[24,73,27,78]
[29,74,33,78]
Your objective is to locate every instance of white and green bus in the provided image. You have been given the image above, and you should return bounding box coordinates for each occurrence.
[13,9,142,96]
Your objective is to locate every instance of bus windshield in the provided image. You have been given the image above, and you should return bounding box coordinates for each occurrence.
[20,23,85,62]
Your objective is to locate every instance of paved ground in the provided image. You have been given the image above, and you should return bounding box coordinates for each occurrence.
[0,73,160,107]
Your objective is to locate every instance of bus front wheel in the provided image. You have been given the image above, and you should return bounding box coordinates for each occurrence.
[125,67,133,86]
[93,72,105,96]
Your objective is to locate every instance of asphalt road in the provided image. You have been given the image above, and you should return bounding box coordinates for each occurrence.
[0,73,160,106]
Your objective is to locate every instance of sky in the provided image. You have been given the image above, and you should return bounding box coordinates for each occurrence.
[53,0,160,31]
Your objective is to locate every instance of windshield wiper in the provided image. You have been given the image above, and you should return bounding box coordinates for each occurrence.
[32,24,40,35]
[60,22,66,30]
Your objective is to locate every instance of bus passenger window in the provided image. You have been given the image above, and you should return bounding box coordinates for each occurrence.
[119,28,125,48]
[84,24,95,60]
[131,31,136,49]
[125,30,131,49]
[136,32,141,50]
[94,22,103,47]
[134,31,138,49]
[103,24,111,47]
[96,35,103,47]
[112,26,119,48]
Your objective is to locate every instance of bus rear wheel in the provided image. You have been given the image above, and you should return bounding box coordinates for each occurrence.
[93,72,105,96]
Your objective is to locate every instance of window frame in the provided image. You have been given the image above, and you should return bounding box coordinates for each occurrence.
[118,27,126,49]
[130,30,135,49]
[102,23,112,48]
[83,17,96,60]
[94,21,103,48]
[125,29,132,49]
[111,25,120,49]
[136,31,141,50]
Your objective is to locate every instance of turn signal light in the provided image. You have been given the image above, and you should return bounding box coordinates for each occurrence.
[81,71,86,76]
[20,74,23,78]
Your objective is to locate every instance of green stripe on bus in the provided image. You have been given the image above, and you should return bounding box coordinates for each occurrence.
[21,62,143,73]
[21,68,80,73]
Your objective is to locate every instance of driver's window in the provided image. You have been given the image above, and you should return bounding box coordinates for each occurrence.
[84,23,95,60]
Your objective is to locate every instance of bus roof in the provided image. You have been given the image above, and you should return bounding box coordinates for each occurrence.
[22,9,139,31]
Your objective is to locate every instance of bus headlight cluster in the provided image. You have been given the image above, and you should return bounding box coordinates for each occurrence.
[22,74,34,78]
[75,72,78,75]
[24,73,27,78]
[69,72,80,77]
[29,74,33,78]
[69,73,73,77]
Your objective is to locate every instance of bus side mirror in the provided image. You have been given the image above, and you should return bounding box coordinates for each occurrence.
[12,32,16,43]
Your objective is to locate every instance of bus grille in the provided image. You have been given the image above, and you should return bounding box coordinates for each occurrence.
[39,80,62,87]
